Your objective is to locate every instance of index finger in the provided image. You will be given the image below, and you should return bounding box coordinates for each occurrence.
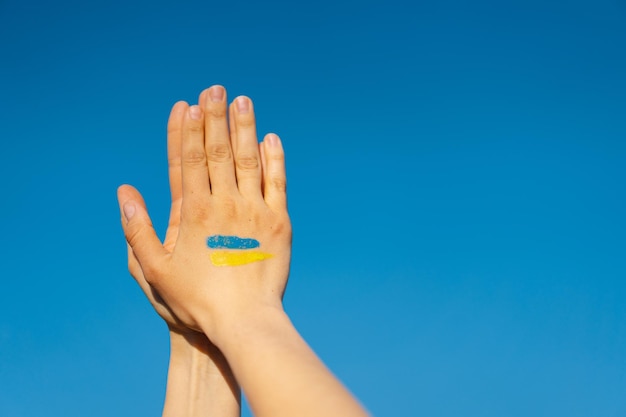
[164,101,189,249]
[167,101,189,205]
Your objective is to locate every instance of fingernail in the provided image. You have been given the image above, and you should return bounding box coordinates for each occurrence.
[189,105,202,120]
[123,202,136,220]
[235,96,250,114]
[209,86,224,102]
[266,133,279,147]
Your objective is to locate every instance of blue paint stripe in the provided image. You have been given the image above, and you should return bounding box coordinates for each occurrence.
[207,235,260,249]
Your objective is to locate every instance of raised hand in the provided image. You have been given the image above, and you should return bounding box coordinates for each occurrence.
[117,85,292,341]
[118,86,367,417]
[119,89,243,417]
[119,100,188,329]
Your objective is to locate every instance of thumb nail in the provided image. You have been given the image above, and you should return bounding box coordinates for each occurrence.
[123,202,137,220]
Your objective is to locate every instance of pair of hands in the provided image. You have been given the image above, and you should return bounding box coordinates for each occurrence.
[117,85,292,344]
[118,86,370,417]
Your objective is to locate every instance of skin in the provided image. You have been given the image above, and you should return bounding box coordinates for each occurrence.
[119,93,239,417]
[117,85,369,417]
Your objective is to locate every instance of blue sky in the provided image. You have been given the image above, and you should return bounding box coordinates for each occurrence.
[1,0,625,415]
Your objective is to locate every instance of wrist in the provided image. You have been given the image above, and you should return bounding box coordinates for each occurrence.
[168,328,229,374]
[164,328,241,417]
[169,329,207,362]
[205,303,290,353]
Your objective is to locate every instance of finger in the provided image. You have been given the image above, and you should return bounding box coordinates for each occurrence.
[198,89,208,107]
[202,85,237,195]
[126,243,156,296]
[126,242,177,324]
[167,101,188,203]
[117,185,168,280]
[163,199,181,252]
[123,214,162,303]
[118,189,152,280]
[232,96,262,199]
[121,190,154,279]
[228,101,238,156]
[260,139,267,193]
[164,101,188,250]
[127,243,143,279]
[181,105,211,203]
[262,133,287,211]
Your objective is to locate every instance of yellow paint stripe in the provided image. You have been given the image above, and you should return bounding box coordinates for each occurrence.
[210,251,274,267]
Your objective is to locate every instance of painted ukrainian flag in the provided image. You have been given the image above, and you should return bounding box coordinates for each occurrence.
[207,235,273,266]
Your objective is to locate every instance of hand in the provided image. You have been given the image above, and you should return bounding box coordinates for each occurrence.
[120,90,243,417]
[117,85,292,342]
[119,100,193,332]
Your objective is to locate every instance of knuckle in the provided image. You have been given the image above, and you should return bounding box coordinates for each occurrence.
[236,114,256,128]
[269,177,287,192]
[125,236,159,278]
[207,105,227,119]
[270,217,292,238]
[142,267,160,284]
[186,123,204,134]
[236,154,259,170]
[167,157,181,169]
[215,197,239,219]
[207,144,232,163]
[125,225,143,250]
[183,150,207,165]
[186,203,210,223]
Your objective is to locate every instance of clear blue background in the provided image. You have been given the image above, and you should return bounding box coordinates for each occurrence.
[1,0,625,415]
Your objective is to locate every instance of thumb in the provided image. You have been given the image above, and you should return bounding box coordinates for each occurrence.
[117,185,167,278]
